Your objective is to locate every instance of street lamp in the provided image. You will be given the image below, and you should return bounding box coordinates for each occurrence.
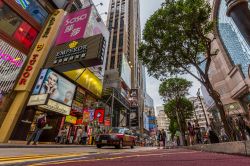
[197,88,209,127]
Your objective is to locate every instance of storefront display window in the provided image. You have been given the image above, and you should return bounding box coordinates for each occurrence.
[15,0,48,24]
[0,0,38,48]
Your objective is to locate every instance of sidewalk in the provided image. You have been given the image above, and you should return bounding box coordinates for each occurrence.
[0,142,95,148]
[186,141,250,156]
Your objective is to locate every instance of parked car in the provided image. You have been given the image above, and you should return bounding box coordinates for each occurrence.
[95,127,136,149]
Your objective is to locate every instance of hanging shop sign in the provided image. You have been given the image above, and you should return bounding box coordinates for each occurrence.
[104,119,111,126]
[65,115,77,124]
[130,107,139,127]
[15,9,65,91]
[94,109,105,124]
[45,34,106,72]
[83,109,90,124]
[74,87,85,103]
[71,100,83,113]
[0,39,27,93]
[55,6,91,45]
[39,99,71,115]
[27,94,48,106]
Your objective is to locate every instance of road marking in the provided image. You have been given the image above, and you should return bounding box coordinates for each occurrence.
[29,150,200,166]
[0,153,89,165]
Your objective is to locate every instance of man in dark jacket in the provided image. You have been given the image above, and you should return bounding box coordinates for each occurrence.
[27,113,47,145]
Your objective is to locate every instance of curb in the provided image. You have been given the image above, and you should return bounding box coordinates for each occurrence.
[0,144,95,148]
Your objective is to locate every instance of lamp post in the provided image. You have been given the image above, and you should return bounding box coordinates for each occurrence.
[197,88,209,127]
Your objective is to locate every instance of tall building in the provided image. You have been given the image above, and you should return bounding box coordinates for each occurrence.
[104,0,145,130]
[156,106,170,132]
[188,97,212,130]
[201,0,250,120]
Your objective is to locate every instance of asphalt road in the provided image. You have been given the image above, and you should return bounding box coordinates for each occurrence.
[1,147,250,166]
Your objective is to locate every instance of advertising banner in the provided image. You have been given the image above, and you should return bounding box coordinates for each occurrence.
[27,94,48,106]
[89,109,95,121]
[83,109,90,124]
[39,69,76,106]
[55,6,91,45]
[120,54,131,88]
[130,107,139,127]
[0,39,27,93]
[94,109,105,123]
[130,89,138,108]
[104,119,111,126]
[32,69,48,95]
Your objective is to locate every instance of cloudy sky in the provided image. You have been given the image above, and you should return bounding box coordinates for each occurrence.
[93,0,201,108]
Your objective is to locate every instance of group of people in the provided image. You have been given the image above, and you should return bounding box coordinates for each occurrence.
[156,129,167,148]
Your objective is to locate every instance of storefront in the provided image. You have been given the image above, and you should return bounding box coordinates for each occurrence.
[0,0,52,127]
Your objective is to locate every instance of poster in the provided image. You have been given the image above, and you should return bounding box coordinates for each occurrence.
[39,69,76,106]
[94,109,105,123]
[89,109,95,121]
[32,69,48,95]
[83,109,90,124]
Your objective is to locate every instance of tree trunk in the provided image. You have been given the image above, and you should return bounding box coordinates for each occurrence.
[203,79,235,141]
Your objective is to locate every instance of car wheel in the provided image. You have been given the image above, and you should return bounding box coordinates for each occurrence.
[96,145,102,148]
[118,140,123,149]
[131,141,135,149]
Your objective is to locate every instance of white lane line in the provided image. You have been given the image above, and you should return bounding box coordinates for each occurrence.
[34,156,87,165]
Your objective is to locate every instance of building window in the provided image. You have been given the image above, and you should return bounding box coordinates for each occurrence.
[110,56,115,69]
[117,53,122,70]
[112,35,117,49]
[0,1,38,49]
[15,0,48,24]
[119,33,123,48]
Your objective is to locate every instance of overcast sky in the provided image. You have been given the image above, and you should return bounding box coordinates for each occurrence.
[93,0,201,108]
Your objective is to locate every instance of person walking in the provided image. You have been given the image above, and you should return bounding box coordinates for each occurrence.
[81,129,88,145]
[156,130,162,149]
[76,127,83,144]
[161,129,167,149]
[27,113,47,145]
[187,122,195,145]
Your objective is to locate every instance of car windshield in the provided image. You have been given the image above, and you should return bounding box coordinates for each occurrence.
[110,128,124,134]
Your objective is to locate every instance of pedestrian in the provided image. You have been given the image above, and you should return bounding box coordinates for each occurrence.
[187,122,195,145]
[161,129,167,148]
[69,124,75,144]
[27,113,47,145]
[208,125,220,143]
[81,129,88,145]
[194,122,202,144]
[76,127,83,144]
[55,127,65,144]
[156,130,162,149]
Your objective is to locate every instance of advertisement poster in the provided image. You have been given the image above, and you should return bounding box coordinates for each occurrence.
[89,109,95,121]
[94,109,105,123]
[130,108,139,127]
[55,6,92,45]
[32,69,48,95]
[39,69,76,106]
[83,110,90,124]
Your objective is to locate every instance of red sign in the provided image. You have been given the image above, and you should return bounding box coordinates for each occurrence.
[76,119,83,125]
[104,119,110,126]
[13,21,38,49]
[94,109,105,124]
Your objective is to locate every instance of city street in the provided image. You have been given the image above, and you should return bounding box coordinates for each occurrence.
[1,147,250,166]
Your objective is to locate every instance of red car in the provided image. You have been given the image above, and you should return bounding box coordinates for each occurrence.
[95,127,136,149]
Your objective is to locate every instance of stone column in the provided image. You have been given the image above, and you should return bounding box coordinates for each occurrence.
[226,0,250,45]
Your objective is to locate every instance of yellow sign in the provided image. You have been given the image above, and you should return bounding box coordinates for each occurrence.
[69,41,78,48]
[65,115,77,124]
[64,68,103,98]
[36,44,44,52]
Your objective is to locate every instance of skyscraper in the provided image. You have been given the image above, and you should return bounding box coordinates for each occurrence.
[104,0,145,130]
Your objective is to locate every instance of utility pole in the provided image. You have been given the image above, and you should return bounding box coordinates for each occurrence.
[197,88,209,126]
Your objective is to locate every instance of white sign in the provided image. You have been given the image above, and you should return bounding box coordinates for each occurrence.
[39,99,70,115]
[27,94,48,106]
